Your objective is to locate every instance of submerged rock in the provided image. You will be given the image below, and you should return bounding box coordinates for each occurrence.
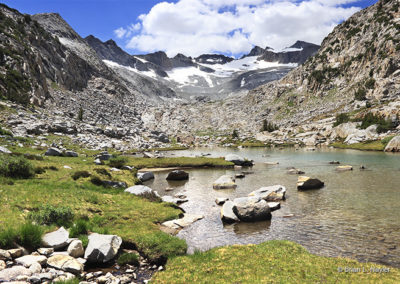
[233,197,271,222]
[225,154,244,165]
[287,168,305,175]
[267,202,281,212]
[221,201,240,223]
[248,185,286,201]
[137,171,154,182]
[84,233,122,263]
[161,195,188,204]
[213,175,237,190]
[215,197,229,205]
[297,176,324,190]
[336,165,353,171]
[166,170,189,181]
[162,214,204,230]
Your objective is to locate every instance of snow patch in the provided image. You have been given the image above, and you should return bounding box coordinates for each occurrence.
[166,66,214,87]
[198,56,296,77]
[280,47,303,53]
[103,60,157,79]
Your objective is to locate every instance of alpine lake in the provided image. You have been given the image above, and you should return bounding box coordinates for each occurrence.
[142,147,400,267]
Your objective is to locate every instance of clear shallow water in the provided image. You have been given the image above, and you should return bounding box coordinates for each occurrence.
[143,147,400,267]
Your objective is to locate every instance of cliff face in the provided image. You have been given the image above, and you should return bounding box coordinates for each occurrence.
[147,0,400,137]
[243,0,400,126]
[0,4,97,106]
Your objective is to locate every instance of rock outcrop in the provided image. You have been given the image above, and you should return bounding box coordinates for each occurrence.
[232,197,272,222]
[84,233,122,263]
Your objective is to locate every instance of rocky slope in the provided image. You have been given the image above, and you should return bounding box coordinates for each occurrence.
[0,4,175,150]
[152,0,400,146]
[1,1,399,150]
[85,35,318,101]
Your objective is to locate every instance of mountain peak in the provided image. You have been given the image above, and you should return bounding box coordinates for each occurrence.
[289,40,319,49]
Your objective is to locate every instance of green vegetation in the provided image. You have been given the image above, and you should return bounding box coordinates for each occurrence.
[130,157,233,169]
[0,222,43,250]
[365,78,376,89]
[28,205,74,226]
[354,88,367,101]
[310,70,325,84]
[260,119,278,132]
[331,136,394,151]
[346,27,361,39]
[0,125,12,136]
[359,113,394,133]
[109,156,128,168]
[16,222,43,250]
[231,129,239,139]
[0,154,35,178]
[0,69,31,105]
[117,252,139,266]
[72,170,91,180]
[78,107,84,121]
[333,113,350,127]
[153,241,400,283]
[0,142,225,262]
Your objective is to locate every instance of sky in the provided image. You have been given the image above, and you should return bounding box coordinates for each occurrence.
[3,0,378,57]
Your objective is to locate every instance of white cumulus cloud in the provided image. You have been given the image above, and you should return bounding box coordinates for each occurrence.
[115,0,365,57]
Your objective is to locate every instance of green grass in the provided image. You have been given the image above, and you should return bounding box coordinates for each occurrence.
[130,157,233,169]
[153,241,400,283]
[0,154,35,178]
[331,137,394,151]
[117,252,139,266]
[0,142,187,262]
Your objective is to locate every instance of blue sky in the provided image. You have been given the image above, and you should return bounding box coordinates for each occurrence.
[3,0,378,57]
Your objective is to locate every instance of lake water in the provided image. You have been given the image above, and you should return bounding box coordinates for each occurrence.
[143,147,400,267]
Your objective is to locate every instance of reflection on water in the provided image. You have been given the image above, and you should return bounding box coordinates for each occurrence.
[144,147,400,267]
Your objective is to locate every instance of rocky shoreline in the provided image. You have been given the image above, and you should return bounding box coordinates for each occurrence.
[0,227,164,284]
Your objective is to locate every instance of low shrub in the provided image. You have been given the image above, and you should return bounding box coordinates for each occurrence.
[17,222,43,250]
[90,175,104,186]
[69,219,90,238]
[78,235,89,249]
[141,191,162,203]
[333,113,350,127]
[260,119,278,132]
[365,78,376,89]
[359,113,394,133]
[72,170,91,180]
[95,168,111,178]
[232,129,239,139]
[0,154,35,178]
[28,205,74,226]
[0,125,12,136]
[24,153,44,161]
[0,227,16,249]
[109,156,128,169]
[34,166,46,175]
[48,166,58,171]
[117,252,139,266]
[354,88,367,101]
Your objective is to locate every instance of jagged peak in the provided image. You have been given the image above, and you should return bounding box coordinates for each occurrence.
[289,40,320,49]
